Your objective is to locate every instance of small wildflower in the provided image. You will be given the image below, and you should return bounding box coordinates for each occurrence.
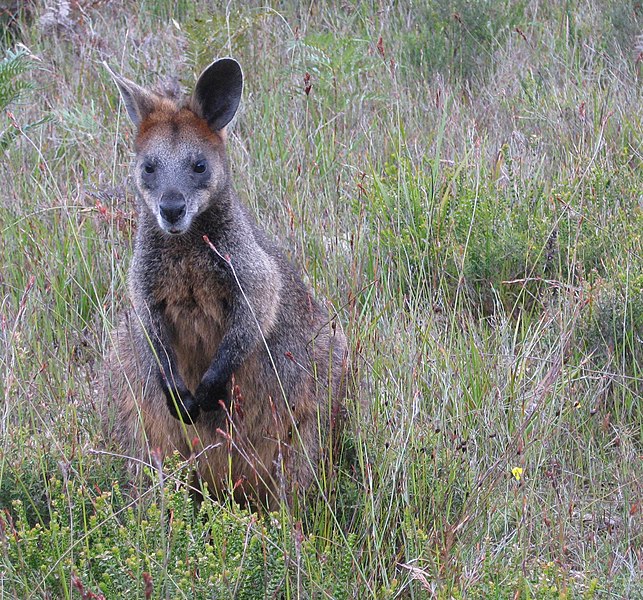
[511,467,523,482]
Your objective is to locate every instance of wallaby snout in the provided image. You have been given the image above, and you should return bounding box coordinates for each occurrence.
[159,191,187,228]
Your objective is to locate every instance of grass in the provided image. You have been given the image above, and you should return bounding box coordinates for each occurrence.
[0,1,641,598]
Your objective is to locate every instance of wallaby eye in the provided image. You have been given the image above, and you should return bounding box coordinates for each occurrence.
[193,160,207,174]
[143,163,155,174]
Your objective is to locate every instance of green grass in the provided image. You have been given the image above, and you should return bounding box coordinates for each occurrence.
[0,1,641,598]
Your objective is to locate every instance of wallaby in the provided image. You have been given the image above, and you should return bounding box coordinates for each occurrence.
[102,58,348,508]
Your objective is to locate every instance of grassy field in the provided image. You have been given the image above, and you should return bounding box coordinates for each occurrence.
[0,1,641,598]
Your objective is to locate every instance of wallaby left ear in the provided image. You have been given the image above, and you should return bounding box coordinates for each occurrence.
[192,58,243,132]
[103,63,159,128]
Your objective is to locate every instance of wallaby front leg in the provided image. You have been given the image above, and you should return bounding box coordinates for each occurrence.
[194,295,262,413]
[143,308,201,423]
[195,240,281,413]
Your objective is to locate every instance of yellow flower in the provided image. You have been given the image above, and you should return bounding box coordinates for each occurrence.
[512,467,524,481]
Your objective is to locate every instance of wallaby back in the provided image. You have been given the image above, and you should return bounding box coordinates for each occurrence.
[102,59,348,507]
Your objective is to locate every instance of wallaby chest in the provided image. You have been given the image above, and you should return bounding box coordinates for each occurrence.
[155,249,230,387]
[137,242,228,335]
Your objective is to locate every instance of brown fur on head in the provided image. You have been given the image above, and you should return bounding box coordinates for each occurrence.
[104,59,243,235]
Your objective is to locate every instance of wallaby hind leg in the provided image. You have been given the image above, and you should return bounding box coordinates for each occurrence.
[284,324,349,501]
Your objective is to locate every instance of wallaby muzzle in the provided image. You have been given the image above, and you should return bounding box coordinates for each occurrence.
[159,191,187,229]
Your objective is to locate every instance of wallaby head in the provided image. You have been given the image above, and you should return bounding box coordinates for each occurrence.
[106,59,243,235]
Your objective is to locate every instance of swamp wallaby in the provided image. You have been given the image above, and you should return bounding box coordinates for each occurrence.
[102,58,348,507]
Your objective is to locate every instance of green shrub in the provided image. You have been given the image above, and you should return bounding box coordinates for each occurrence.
[0,48,46,149]
[0,453,382,599]
[365,153,642,369]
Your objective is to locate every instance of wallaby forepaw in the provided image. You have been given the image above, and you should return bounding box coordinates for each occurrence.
[195,379,229,413]
[165,389,201,423]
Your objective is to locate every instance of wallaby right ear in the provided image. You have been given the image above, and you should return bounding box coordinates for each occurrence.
[192,58,243,131]
[104,63,158,127]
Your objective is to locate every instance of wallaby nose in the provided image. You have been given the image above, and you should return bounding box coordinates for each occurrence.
[159,192,186,225]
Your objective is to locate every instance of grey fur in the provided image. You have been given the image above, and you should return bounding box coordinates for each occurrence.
[102,59,348,507]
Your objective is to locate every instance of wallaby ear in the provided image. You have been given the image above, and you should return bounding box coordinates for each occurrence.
[104,63,158,127]
[192,58,243,131]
